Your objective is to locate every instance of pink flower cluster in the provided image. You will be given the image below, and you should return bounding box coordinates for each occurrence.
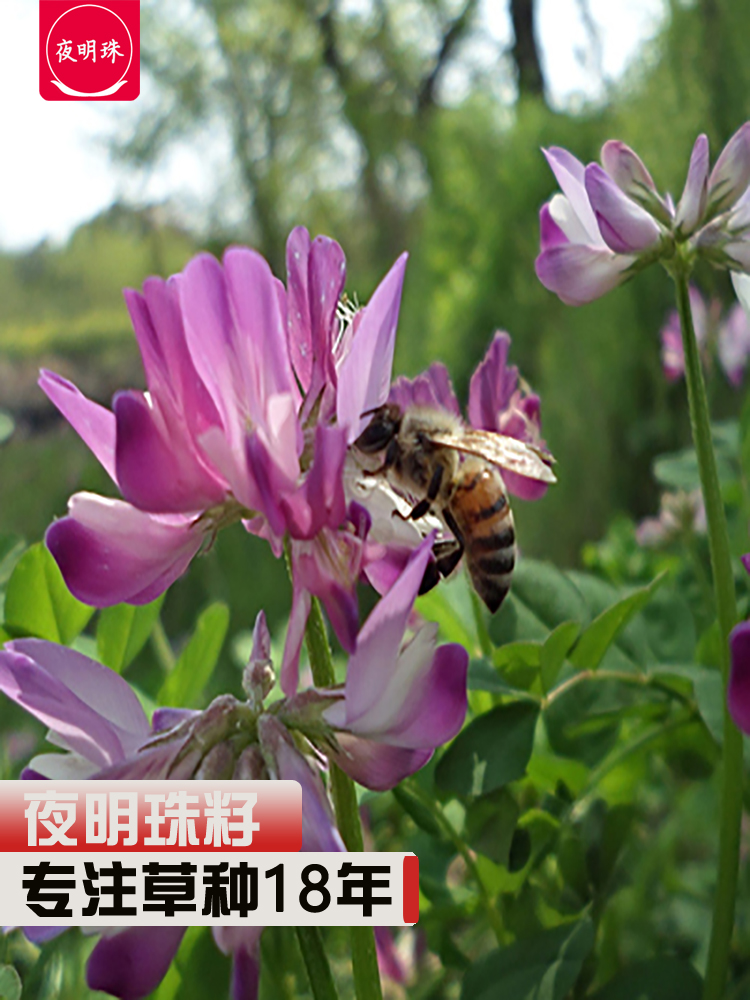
[3,226,555,1000]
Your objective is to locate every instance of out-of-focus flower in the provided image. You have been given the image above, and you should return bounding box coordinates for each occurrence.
[729,617,750,734]
[658,285,750,386]
[42,229,407,688]
[660,287,711,381]
[635,490,707,549]
[537,124,750,305]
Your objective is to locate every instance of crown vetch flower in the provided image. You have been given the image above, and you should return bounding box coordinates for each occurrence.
[41,229,407,681]
[537,124,750,305]
[659,283,750,385]
[388,331,551,501]
[320,537,468,790]
[0,633,344,1000]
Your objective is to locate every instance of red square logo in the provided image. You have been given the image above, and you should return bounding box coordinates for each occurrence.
[39,1,140,101]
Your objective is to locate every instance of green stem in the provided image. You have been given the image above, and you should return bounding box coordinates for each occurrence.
[296,927,340,1000]
[304,592,383,1000]
[402,778,504,945]
[673,267,742,1000]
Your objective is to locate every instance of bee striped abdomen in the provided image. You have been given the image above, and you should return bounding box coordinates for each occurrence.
[449,459,516,614]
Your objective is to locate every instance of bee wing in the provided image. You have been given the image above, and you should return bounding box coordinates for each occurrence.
[428,429,557,483]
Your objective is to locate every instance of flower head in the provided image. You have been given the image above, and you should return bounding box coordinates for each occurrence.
[41,229,408,685]
[537,124,750,305]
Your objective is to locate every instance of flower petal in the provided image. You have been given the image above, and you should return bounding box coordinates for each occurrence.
[539,202,569,251]
[709,122,750,213]
[114,391,225,513]
[0,641,149,769]
[213,928,263,1000]
[336,254,408,441]
[600,140,657,198]
[389,363,461,416]
[329,733,432,791]
[46,494,203,607]
[543,148,602,245]
[38,371,117,483]
[675,134,709,234]
[86,927,186,1000]
[585,164,662,253]
[535,244,633,306]
[258,715,344,851]
[342,538,434,722]
[9,638,149,740]
[467,332,517,431]
[224,247,299,409]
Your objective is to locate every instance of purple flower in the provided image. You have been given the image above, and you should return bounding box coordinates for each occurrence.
[388,332,552,501]
[42,229,408,683]
[659,283,750,386]
[321,537,468,791]
[729,619,750,734]
[635,490,706,549]
[537,124,750,305]
[535,146,655,305]
[659,287,710,382]
[0,636,344,1000]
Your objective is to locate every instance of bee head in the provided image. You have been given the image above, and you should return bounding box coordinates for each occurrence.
[354,403,402,453]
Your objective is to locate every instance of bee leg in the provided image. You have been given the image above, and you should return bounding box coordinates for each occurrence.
[434,539,464,579]
[418,559,441,595]
[418,538,464,595]
[398,465,444,522]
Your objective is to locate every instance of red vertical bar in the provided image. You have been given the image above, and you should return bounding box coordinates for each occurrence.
[402,855,419,924]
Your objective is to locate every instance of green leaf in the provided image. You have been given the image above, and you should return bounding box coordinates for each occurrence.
[97,595,165,673]
[464,789,519,867]
[569,574,666,672]
[507,559,589,632]
[436,702,539,797]
[0,536,25,588]
[640,589,696,664]
[392,784,443,839]
[4,542,93,643]
[416,572,476,649]
[158,602,230,707]
[544,676,637,766]
[460,917,594,1000]
[468,658,529,696]
[654,423,737,491]
[588,958,702,1000]
[541,621,581,691]
[493,641,541,669]
[0,964,22,1000]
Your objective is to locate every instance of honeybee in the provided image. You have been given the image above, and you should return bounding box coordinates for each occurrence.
[354,404,556,613]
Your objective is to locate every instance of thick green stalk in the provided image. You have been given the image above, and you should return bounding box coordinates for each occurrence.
[673,268,742,1000]
[305,596,384,1000]
[296,927,340,1000]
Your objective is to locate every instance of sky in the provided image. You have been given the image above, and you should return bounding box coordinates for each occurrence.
[0,0,665,252]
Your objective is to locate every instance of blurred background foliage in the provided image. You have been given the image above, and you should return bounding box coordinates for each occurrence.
[4,0,750,996]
